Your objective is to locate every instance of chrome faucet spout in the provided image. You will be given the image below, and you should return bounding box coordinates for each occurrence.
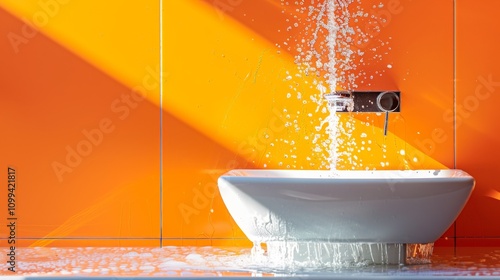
[324,90,401,135]
[324,91,354,112]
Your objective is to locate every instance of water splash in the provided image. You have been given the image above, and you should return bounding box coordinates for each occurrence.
[251,241,433,268]
[271,0,398,171]
[325,0,339,92]
[300,0,358,170]
[267,7,408,170]
[246,1,413,267]
[5,245,500,276]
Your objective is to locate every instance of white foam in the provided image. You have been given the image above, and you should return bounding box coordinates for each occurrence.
[140,265,155,272]
[123,251,139,257]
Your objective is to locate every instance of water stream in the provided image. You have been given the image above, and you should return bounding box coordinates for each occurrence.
[249,0,405,267]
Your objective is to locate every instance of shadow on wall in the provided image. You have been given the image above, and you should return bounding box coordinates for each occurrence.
[0,7,160,245]
[1,3,255,246]
[163,110,255,244]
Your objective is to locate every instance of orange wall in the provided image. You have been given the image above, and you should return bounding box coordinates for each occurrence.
[0,0,498,247]
[0,1,160,247]
[455,0,500,246]
[163,0,455,246]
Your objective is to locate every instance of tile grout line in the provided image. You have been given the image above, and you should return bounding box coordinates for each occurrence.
[159,0,164,248]
[453,2,457,170]
[453,0,457,254]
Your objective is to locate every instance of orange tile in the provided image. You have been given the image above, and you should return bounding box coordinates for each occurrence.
[0,7,160,243]
[0,239,159,247]
[435,237,456,248]
[163,112,254,240]
[456,239,500,247]
[162,238,252,247]
[164,0,454,241]
[456,0,500,240]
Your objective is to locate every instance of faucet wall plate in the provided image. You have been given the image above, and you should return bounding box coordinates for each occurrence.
[338,91,401,113]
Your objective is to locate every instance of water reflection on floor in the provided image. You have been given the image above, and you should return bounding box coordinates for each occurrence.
[0,246,499,278]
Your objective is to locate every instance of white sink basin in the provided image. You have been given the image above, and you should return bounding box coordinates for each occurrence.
[218,169,474,245]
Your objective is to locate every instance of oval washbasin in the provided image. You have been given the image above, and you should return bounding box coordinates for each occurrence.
[218,169,475,244]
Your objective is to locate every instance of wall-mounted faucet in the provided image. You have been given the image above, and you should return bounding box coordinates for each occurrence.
[324,91,401,136]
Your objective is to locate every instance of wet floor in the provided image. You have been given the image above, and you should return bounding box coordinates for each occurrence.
[0,246,499,279]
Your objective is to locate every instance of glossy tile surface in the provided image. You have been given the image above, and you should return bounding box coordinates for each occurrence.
[1,246,499,278]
